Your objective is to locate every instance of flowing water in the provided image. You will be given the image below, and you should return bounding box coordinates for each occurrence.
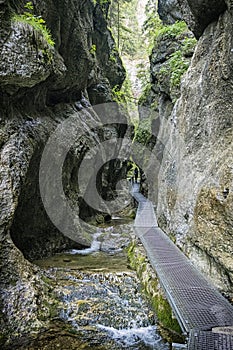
[30,223,172,349]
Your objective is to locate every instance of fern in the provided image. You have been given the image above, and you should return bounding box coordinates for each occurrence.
[13,2,55,46]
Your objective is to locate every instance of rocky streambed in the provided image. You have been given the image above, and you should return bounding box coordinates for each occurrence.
[6,223,172,349]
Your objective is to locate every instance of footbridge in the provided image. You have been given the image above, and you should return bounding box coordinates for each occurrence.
[131,184,233,350]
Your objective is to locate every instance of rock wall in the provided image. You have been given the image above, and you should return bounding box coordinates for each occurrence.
[0,0,128,342]
[177,0,227,38]
[158,0,183,24]
[137,18,195,199]
[152,0,233,298]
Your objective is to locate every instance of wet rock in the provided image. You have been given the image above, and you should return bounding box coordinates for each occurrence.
[0,22,65,89]
[138,0,233,299]
[96,214,105,224]
[0,0,128,344]
[156,8,233,296]
[177,0,227,38]
[100,231,131,253]
[158,0,183,24]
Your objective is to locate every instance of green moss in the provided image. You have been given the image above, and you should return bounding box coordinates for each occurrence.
[151,294,181,333]
[168,232,177,244]
[127,241,136,268]
[38,299,59,321]
[127,242,183,339]
[128,210,136,219]
[41,275,53,285]
[12,2,55,46]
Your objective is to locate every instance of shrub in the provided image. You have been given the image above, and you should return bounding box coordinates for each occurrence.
[169,50,190,87]
[154,20,188,41]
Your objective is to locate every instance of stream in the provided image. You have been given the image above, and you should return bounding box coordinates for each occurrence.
[28,222,172,349]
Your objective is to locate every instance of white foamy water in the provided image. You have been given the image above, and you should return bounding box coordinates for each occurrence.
[68,231,101,255]
[96,324,168,349]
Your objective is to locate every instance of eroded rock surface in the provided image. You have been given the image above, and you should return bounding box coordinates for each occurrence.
[152,3,233,297]
[0,0,128,343]
[137,0,233,299]
[158,0,183,24]
[177,0,227,38]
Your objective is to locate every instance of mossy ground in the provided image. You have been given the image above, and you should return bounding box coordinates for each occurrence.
[127,241,185,343]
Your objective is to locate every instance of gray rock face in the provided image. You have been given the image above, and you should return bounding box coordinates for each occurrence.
[0,0,127,342]
[137,20,196,199]
[156,9,233,297]
[140,0,233,299]
[158,0,183,24]
[0,21,65,89]
[177,0,227,38]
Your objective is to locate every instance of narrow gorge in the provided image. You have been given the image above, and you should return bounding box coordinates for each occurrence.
[0,0,232,349]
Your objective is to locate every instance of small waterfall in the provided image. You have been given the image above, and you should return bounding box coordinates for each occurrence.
[68,231,102,255]
[49,268,170,349]
[96,324,162,348]
[33,222,172,349]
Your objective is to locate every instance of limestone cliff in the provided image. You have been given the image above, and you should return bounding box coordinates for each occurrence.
[158,0,183,24]
[145,0,233,299]
[0,0,127,343]
[137,8,196,199]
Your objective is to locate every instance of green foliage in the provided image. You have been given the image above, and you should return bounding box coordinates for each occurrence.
[158,52,188,88]
[136,62,150,92]
[90,44,97,56]
[109,54,117,63]
[109,46,118,63]
[143,0,163,50]
[154,20,187,40]
[169,50,190,87]
[109,0,146,58]
[152,21,197,89]
[134,117,152,145]
[93,0,110,6]
[138,82,152,105]
[111,74,135,106]
[24,1,33,10]
[182,37,197,56]
[13,2,54,46]
[143,12,162,35]
[158,29,196,89]
[41,48,53,63]
[111,85,125,104]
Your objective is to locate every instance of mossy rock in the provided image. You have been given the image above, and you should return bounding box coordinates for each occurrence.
[127,240,184,342]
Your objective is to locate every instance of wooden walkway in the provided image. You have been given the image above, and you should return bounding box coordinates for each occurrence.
[131,184,233,349]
